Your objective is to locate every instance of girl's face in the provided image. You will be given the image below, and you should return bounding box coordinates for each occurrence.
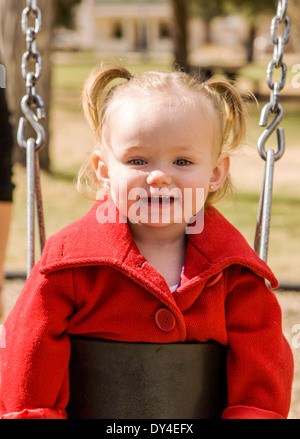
[93,91,229,234]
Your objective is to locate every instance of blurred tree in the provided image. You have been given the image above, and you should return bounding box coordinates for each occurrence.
[190,0,228,44]
[54,0,82,28]
[224,0,275,62]
[189,0,277,63]
[0,0,54,170]
[0,0,82,170]
[171,0,229,71]
[289,0,300,53]
[171,0,189,71]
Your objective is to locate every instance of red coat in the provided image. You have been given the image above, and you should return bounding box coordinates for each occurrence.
[0,200,293,419]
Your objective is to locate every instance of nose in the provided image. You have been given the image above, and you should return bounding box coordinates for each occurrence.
[146,169,172,187]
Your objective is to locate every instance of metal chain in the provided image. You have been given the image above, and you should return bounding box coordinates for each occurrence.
[258,0,290,160]
[254,0,290,263]
[18,0,45,150]
[17,0,46,276]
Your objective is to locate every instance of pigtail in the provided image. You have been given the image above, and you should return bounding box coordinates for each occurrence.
[205,79,247,151]
[202,79,249,206]
[78,65,132,199]
[82,65,133,139]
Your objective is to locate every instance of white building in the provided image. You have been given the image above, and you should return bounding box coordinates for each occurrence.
[76,0,174,54]
[74,0,250,67]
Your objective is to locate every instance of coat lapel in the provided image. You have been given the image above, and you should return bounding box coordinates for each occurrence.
[39,200,278,292]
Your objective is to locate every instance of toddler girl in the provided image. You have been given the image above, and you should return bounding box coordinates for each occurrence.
[0,66,293,419]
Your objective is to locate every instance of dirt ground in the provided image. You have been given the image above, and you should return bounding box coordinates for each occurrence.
[1,279,299,419]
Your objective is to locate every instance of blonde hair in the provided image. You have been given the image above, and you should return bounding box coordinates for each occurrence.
[78,65,247,204]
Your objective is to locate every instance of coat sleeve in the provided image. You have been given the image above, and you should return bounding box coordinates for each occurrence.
[0,262,76,419]
[222,265,294,419]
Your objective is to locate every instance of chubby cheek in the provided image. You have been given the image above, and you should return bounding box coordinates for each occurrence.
[182,186,207,220]
[109,179,126,215]
[108,171,142,217]
[179,170,210,217]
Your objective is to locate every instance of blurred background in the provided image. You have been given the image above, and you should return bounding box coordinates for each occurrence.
[0,0,300,417]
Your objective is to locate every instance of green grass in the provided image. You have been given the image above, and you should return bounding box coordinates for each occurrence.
[246,101,300,149]
[218,191,300,284]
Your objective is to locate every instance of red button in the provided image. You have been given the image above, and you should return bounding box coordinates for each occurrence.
[155,308,176,332]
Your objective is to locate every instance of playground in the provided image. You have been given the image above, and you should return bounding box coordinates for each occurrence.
[1,0,300,420]
[1,48,300,417]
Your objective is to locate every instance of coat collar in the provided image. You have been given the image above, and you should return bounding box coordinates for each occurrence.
[39,199,278,290]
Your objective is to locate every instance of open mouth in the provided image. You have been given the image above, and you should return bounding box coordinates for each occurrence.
[147,195,175,207]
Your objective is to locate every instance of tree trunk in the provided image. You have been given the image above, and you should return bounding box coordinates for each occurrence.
[203,20,212,45]
[245,23,256,64]
[0,0,54,170]
[171,0,189,72]
[289,0,300,54]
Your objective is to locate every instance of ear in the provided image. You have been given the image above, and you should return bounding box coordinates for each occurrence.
[209,152,230,192]
[92,150,110,189]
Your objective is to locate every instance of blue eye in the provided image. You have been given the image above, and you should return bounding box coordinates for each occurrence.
[174,159,191,166]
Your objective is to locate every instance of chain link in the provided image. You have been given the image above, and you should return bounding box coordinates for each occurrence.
[255,0,290,263]
[17,0,45,151]
[257,0,290,160]
[276,0,288,21]
[17,0,46,276]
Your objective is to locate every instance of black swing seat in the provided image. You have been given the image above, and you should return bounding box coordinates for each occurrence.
[66,336,227,419]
